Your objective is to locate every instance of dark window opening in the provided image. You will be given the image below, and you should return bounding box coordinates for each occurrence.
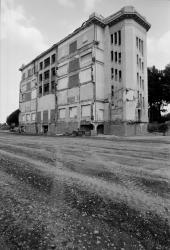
[40,62,43,70]
[43,125,48,134]
[114,32,117,45]
[111,68,114,79]
[39,74,42,82]
[52,54,56,64]
[51,67,55,76]
[39,86,42,96]
[44,83,49,94]
[51,81,55,92]
[136,37,138,48]
[118,52,121,64]
[115,69,118,81]
[44,57,50,68]
[44,70,49,79]
[111,85,114,97]
[118,30,121,45]
[111,50,114,61]
[138,109,141,122]
[115,52,117,63]
[119,70,122,82]
[111,34,113,44]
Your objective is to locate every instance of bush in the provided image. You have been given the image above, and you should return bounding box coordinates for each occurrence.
[148,123,168,134]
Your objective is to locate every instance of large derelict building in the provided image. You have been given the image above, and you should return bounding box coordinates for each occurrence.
[19,6,151,136]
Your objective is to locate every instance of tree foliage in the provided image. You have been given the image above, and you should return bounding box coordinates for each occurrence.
[6,109,20,127]
[148,64,170,122]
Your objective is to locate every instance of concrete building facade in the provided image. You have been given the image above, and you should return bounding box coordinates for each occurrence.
[19,6,151,136]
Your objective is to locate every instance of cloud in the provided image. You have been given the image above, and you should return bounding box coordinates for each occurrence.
[1,0,49,52]
[147,31,170,69]
[57,0,75,8]
[83,0,102,12]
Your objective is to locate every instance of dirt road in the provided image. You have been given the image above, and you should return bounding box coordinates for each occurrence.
[0,132,170,249]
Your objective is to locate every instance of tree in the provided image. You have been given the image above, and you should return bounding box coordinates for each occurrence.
[6,109,20,128]
[148,65,170,122]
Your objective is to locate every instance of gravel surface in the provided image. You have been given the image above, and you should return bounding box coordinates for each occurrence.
[0,132,170,249]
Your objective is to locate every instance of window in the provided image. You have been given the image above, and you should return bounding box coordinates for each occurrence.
[115,52,117,63]
[44,83,49,94]
[44,57,50,68]
[68,73,79,89]
[59,109,66,119]
[39,86,42,95]
[40,62,43,70]
[111,50,114,61]
[26,114,30,121]
[118,52,121,64]
[81,105,91,117]
[44,70,49,79]
[143,97,145,107]
[31,89,36,99]
[69,106,77,118]
[52,54,56,64]
[111,85,114,97]
[118,30,121,45]
[142,62,144,72]
[111,68,114,79]
[119,70,122,82]
[141,40,144,55]
[69,58,80,73]
[28,69,32,77]
[69,41,77,54]
[51,67,55,77]
[115,69,118,81]
[139,39,141,52]
[136,37,138,48]
[140,76,141,88]
[137,54,139,65]
[139,58,141,69]
[51,81,55,92]
[137,73,139,84]
[111,34,113,44]
[114,32,117,45]
[142,79,144,90]
[39,74,42,82]
[31,113,36,121]
[22,73,26,80]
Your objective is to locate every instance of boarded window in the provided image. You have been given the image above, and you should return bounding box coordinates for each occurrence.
[25,92,31,102]
[69,41,77,54]
[81,105,91,117]
[69,106,77,118]
[31,113,36,121]
[69,58,79,73]
[26,82,31,91]
[31,89,36,99]
[37,112,41,123]
[59,109,66,119]
[43,110,48,123]
[26,114,30,121]
[58,64,68,76]
[80,53,92,67]
[79,68,91,83]
[58,77,68,90]
[50,109,55,123]
[68,73,79,89]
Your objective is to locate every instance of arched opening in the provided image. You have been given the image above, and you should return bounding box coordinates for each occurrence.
[80,124,94,132]
[97,124,104,134]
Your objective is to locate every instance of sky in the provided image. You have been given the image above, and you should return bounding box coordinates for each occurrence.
[0,0,170,122]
